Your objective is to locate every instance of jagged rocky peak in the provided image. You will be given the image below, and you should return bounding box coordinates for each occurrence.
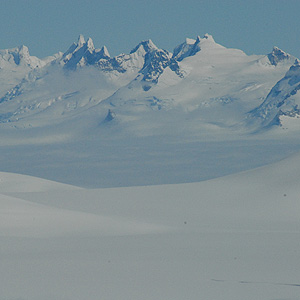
[190,35,202,54]
[61,34,110,69]
[104,109,116,122]
[193,33,222,50]
[268,46,292,66]
[172,33,221,61]
[11,45,31,65]
[141,49,172,82]
[86,37,95,51]
[65,34,95,55]
[130,39,158,55]
[96,46,110,58]
[96,39,161,75]
[140,47,184,91]
[0,45,30,65]
[0,44,46,69]
[71,34,95,50]
[16,45,30,57]
[77,34,85,47]
[173,38,196,61]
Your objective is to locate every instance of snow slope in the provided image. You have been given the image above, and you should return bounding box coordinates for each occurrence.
[0,171,81,193]
[1,151,300,300]
[249,61,300,129]
[0,45,60,97]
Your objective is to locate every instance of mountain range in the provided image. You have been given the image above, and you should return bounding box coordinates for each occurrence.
[0,34,299,133]
[0,34,300,187]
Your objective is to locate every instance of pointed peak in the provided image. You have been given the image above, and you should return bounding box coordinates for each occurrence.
[18,45,29,53]
[15,45,31,62]
[143,39,157,49]
[104,109,116,122]
[173,38,197,61]
[130,39,158,54]
[195,36,201,44]
[101,45,110,57]
[86,37,95,50]
[173,36,206,61]
[8,45,31,65]
[268,46,292,66]
[77,34,85,47]
[97,45,110,58]
[271,46,289,56]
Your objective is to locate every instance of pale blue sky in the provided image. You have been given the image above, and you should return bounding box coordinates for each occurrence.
[0,0,299,58]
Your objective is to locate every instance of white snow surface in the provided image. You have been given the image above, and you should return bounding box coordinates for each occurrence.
[0,171,81,193]
[1,34,300,299]
[1,151,300,300]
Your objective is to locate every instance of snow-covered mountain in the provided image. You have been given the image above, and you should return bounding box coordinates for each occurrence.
[58,34,181,85]
[0,45,60,97]
[0,34,298,188]
[0,33,297,135]
[249,60,300,128]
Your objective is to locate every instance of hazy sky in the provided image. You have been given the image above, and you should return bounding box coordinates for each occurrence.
[0,0,299,58]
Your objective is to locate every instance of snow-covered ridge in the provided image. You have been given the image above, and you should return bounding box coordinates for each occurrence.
[61,35,110,69]
[0,44,60,96]
[248,60,300,127]
[0,33,298,132]
[0,45,46,69]
[268,46,294,66]
[173,33,224,61]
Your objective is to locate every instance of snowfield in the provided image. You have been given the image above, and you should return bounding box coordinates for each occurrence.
[1,152,300,300]
[1,34,300,300]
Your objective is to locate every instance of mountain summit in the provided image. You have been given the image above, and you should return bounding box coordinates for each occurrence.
[268,46,294,66]
[130,39,158,54]
[173,33,222,61]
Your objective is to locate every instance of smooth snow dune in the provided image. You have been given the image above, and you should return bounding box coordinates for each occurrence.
[1,152,300,300]
[0,193,167,238]
[0,171,81,193]
[12,150,300,232]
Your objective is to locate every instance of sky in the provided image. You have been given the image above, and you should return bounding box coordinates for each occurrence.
[0,0,299,59]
